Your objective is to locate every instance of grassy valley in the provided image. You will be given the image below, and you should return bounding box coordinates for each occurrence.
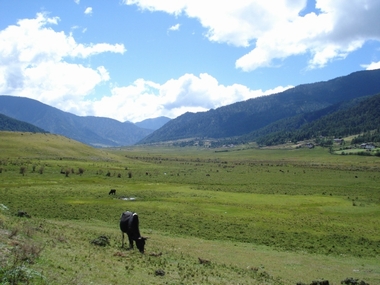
[0,132,379,284]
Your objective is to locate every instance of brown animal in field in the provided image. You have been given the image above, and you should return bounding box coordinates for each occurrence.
[109,189,116,195]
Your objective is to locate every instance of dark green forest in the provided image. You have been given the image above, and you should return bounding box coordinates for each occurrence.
[0,113,47,133]
[168,92,380,148]
[254,93,380,146]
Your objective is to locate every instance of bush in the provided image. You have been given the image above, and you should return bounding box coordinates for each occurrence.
[0,226,45,284]
[0,264,45,284]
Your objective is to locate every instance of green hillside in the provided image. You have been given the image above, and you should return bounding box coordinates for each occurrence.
[0,131,114,159]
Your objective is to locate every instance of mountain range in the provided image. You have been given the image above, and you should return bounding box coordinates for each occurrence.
[251,93,380,146]
[1,69,380,147]
[139,69,380,144]
[0,96,169,147]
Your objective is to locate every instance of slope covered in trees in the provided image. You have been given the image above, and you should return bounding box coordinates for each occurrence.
[254,93,380,146]
[0,113,47,133]
[139,69,380,144]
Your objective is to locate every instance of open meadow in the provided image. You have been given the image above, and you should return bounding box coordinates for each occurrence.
[0,132,379,284]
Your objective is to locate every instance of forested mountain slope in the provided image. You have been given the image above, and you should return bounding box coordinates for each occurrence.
[254,93,380,146]
[0,113,47,133]
[139,69,380,144]
[240,95,370,144]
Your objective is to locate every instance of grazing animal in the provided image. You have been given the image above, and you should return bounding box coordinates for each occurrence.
[109,189,116,195]
[120,211,147,253]
[16,211,31,218]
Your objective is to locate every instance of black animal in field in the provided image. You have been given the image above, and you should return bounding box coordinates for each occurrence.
[120,211,147,253]
[109,189,116,195]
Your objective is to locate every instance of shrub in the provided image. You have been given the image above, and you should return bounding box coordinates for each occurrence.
[0,264,45,284]
[0,241,45,284]
[90,235,110,247]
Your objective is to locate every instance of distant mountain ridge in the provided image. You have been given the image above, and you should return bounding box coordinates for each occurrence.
[139,69,380,144]
[2,69,380,147]
[135,116,171,130]
[0,96,153,147]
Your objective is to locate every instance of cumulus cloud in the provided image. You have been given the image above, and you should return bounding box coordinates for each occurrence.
[362,61,380,70]
[88,73,291,122]
[0,11,291,123]
[123,0,380,71]
[0,13,125,106]
[84,7,93,15]
[168,23,180,32]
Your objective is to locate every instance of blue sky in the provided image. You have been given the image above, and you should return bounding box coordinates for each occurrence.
[1,0,380,123]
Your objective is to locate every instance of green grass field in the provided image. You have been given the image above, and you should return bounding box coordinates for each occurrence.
[0,132,379,284]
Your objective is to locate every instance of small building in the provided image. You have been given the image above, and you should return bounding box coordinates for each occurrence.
[305,142,314,149]
[334,138,343,144]
[360,143,376,150]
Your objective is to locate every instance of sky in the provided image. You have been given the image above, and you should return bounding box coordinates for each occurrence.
[1,0,380,123]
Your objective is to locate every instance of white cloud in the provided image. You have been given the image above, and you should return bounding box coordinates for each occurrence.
[74,0,80,4]
[124,0,380,71]
[168,23,180,32]
[84,7,93,15]
[0,13,125,106]
[362,61,380,70]
[0,11,292,123]
[87,73,291,122]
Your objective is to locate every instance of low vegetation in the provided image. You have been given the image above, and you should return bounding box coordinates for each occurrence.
[0,132,379,284]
